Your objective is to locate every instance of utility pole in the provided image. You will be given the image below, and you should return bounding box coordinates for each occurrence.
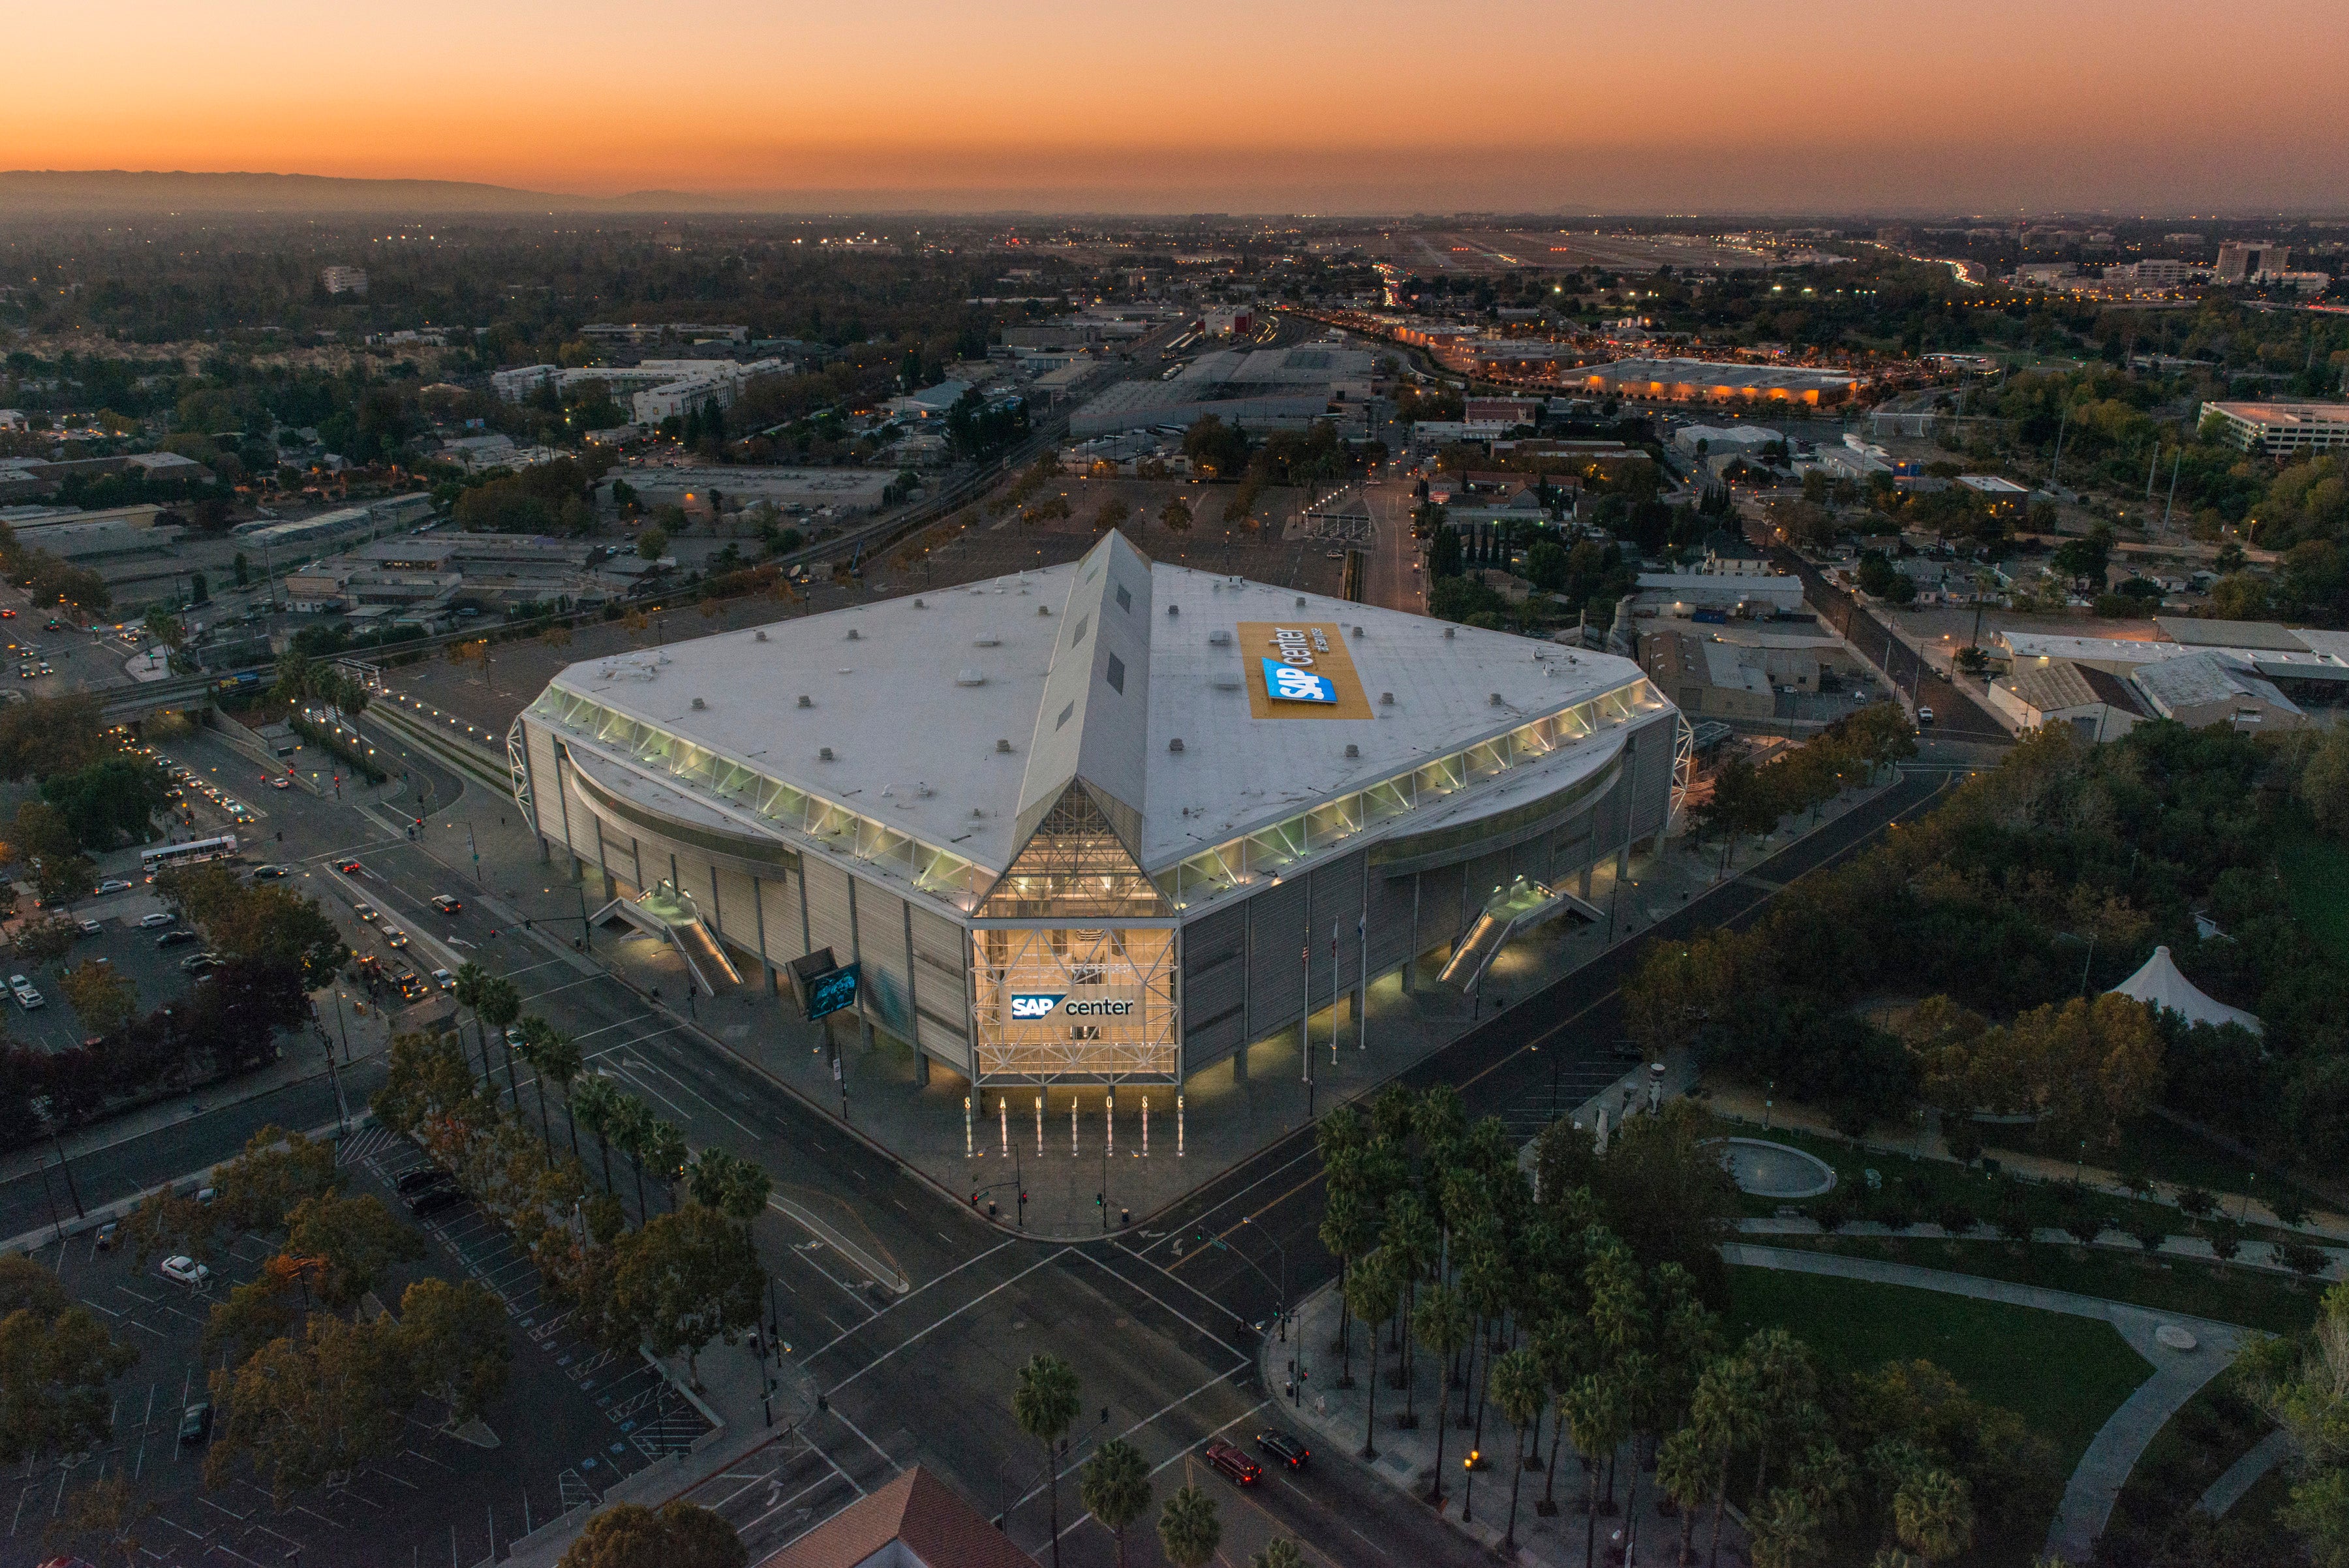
[2160,450,2181,539]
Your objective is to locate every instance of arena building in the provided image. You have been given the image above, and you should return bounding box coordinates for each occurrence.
[509,532,1681,1096]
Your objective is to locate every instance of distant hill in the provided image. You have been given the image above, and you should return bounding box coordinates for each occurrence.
[0,170,792,217]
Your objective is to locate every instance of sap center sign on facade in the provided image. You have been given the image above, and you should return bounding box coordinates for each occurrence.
[510,532,1681,1095]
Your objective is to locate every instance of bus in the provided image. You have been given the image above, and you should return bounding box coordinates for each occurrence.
[141,835,239,878]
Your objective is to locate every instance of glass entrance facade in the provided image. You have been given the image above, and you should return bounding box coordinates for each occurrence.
[972,924,1178,1082]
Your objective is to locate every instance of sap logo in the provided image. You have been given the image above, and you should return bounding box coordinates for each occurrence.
[1009,993,1066,1021]
[1261,658,1336,704]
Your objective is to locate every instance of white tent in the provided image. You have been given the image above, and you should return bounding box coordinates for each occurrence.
[2108,945,2262,1036]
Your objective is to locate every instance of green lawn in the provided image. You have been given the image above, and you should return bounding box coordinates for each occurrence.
[1760,1235,2324,1334]
[2281,833,2349,962]
[1727,1267,2153,1473]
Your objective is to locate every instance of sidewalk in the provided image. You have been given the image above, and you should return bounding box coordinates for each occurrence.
[361,695,1899,1239]
[1730,1215,2345,1282]
[1722,1244,2246,1566]
[1705,1084,2349,1246]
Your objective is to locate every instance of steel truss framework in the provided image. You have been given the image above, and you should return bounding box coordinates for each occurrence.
[972,924,1178,1083]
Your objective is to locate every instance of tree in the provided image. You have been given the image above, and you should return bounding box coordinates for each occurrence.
[609,1206,764,1386]
[213,1125,344,1235]
[639,527,669,561]
[286,1191,425,1310]
[1490,1346,1546,1550]
[0,1292,138,1464]
[397,1277,512,1425]
[686,1147,772,1225]
[202,1273,301,1369]
[0,1257,67,1320]
[1657,1424,1714,1567]
[59,959,136,1037]
[205,1313,414,1501]
[610,1093,656,1222]
[121,1187,215,1267]
[1343,1248,1400,1458]
[519,1017,584,1160]
[46,1472,151,1568]
[1160,497,1192,532]
[1748,1486,1826,1568]
[1156,1483,1221,1568]
[1892,1467,1975,1563]
[1413,1280,1470,1501]
[1691,1353,1762,1568]
[573,1074,624,1194]
[556,1500,746,1568]
[1080,1436,1152,1568]
[1250,1541,1304,1568]
[1014,1353,1082,1568]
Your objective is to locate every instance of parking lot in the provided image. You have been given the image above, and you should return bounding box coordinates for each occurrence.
[4,889,223,1057]
[3,1126,711,1568]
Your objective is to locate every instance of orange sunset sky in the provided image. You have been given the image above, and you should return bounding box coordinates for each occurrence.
[7,0,2347,211]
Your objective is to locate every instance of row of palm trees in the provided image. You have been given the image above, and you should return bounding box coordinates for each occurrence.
[1012,1352,1303,1568]
[450,961,690,1227]
[1313,1086,1982,1566]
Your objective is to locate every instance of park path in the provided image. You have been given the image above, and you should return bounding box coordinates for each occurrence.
[1723,1244,2248,1565]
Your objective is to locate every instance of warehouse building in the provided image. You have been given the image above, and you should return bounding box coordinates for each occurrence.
[510,532,1680,1098]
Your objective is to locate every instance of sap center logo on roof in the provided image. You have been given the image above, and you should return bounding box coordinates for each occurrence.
[1260,659,1337,704]
[1009,993,1067,1021]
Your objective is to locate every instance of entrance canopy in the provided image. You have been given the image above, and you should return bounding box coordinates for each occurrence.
[2108,945,2262,1036]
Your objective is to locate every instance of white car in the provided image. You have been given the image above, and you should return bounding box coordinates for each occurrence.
[13,987,42,1010]
[159,1255,211,1287]
[138,912,174,929]
[95,878,132,895]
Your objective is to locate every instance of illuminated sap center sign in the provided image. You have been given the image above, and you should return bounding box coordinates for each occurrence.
[1009,992,1137,1021]
[1261,658,1336,703]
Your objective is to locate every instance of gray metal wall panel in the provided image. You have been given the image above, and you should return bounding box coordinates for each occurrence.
[1365,863,1418,973]
[855,882,914,1039]
[1463,850,1515,924]
[526,725,564,842]
[909,906,970,1060]
[1184,1007,1246,1071]
[1415,861,1464,953]
[1244,879,1310,1032]
[803,857,857,968]
[1180,904,1247,1043]
[713,866,760,953]
[1629,716,1674,840]
[760,872,807,962]
[1306,851,1367,1008]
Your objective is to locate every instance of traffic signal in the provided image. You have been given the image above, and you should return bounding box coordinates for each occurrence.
[1465,1450,1479,1470]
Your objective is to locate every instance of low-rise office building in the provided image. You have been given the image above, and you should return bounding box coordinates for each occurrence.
[2199,401,2349,455]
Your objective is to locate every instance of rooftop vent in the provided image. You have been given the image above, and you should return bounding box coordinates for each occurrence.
[1212,673,1242,691]
[754,629,768,642]
[914,598,926,609]
[797,694,813,709]
[916,782,934,798]
[1208,630,1233,647]
[972,807,985,818]
[1169,737,1185,753]
[972,634,1000,647]
[1167,604,1179,616]
[1444,627,1456,639]
[1037,605,1052,616]
[818,746,836,761]
[1344,743,1360,759]
[996,738,1013,754]
[955,669,986,686]
[1353,625,1364,637]
[1381,691,1394,705]
[1489,692,1504,706]
[845,628,860,641]
[1294,596,1306,607]
[690,697,706,711]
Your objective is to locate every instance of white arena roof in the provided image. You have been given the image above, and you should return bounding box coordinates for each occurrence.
[529,532,1666,889]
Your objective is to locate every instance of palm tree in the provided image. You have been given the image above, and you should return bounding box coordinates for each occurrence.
[1456,1217,1512,1458]
[609,1094,655,1223]
[1413,1281,1469,1503]
[523,1019,583,1161]
[1691,1354,1762,1568]
[1741,1329,1817,1513]
[1489,1347,1544,1550]
[1012,1354,1081,1568]
[1535,1316,1586,1516]
[1563,1372,1630,1568]
[1892,1468,1974,1564]
[475,975,523,1115]
[1380,1193,1437,1429]
[1343,1248,1399,1460]
[1250,1541,1303,1568]
[1656,1424,1713,1567]
[1317,1158,1370,1388]
[1748,1488,1824,1568]
[450,961,493,1084]
[1156,1484,1220,1568]
[686,1147,772,1226]
[570,1075,622,1195]
[643,1120,687,1214]
[1078,1437,1151,1568]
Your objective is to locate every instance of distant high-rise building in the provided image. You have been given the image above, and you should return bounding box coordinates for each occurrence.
[320,266,369,296]
[2216,243,2287,283]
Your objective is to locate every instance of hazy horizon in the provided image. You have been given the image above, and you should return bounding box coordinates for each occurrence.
[7,0,2346,215]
